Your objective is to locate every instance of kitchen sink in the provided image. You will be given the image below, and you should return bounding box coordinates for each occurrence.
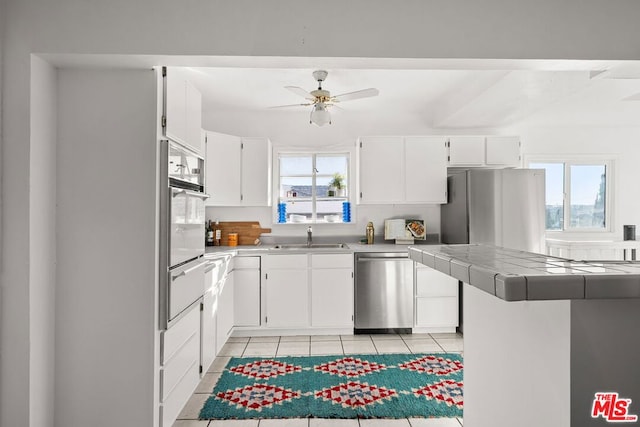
[273,243,348,250]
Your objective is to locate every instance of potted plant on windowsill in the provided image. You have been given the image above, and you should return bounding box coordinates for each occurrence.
[328,172,346,197]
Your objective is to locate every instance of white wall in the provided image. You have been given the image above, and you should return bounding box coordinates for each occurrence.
[3,1,640,426]
[29,55,57,427]
[55,68,158,427]
[518,126,640,240]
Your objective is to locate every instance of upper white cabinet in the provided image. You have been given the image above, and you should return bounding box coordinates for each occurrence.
[447,135,521,167]
[405,136,448,203]
[358,136,447,204]
[447,136,485,166]
[358,137,405,204]
[241,138,273,206]
[163,67,203,155]
[485,136,521,166]
[205,132,272,206]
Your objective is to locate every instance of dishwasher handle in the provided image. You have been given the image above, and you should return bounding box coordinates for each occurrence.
[356,252,409,260]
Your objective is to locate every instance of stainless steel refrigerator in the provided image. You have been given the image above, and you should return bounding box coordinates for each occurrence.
[441,169,546,332]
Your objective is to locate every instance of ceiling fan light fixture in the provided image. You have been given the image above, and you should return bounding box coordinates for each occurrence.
[310,103,331,126]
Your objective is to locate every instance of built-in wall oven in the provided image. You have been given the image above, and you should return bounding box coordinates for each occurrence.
[159,140,208,330]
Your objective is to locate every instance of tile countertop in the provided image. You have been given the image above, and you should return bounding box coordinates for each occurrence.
[408,244,640,301]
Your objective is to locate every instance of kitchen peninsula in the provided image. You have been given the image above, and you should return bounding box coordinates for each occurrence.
[409,244,640,427]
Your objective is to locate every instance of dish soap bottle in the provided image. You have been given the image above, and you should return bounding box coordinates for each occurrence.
[366,222,375,244]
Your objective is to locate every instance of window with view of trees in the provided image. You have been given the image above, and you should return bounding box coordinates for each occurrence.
[277,153,351,224]
[529,160,610,231]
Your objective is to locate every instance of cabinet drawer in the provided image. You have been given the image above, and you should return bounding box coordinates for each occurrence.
[234,256,260,269]
[161,331,199,401]
[311,254,353,269]
[161,303,200,365]
[263,254,308,269]
[416,266,458,297]
[168,259,207,321]
[415,297,459,328]
[160,359,200,427]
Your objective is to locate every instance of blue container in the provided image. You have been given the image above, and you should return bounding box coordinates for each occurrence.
[278,203,287,223]
[342,202,351,223]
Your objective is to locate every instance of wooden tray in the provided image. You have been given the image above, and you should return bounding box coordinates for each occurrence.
[215,221,271,246]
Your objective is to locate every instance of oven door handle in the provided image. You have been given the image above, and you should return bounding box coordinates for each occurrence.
[172,188,210,200]
[171,261,208,281]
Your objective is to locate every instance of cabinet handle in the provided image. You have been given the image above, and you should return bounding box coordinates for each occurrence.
[172,261,208,280]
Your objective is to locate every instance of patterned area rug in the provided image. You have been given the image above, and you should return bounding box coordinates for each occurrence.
[199,353,463,420]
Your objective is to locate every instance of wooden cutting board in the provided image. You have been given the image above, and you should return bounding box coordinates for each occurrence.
[216,221,272,246]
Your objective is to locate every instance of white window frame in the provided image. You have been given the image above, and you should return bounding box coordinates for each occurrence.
[525,154,615,233]
[274,149,353,225]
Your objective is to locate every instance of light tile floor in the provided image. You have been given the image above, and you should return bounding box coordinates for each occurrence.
[174,333,463,427]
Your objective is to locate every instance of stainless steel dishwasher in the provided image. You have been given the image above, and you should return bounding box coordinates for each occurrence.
[354,252,414,334]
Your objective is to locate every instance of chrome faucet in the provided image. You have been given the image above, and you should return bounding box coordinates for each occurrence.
[307,226,313,247]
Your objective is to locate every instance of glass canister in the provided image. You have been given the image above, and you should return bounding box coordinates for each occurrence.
[366,222,375,244]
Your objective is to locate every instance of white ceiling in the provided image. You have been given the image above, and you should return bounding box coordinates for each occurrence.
[181,60,640,129]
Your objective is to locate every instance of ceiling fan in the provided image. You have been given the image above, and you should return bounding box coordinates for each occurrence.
[274,70,380,126]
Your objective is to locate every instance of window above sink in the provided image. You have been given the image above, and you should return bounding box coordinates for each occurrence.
[276,152,352,224]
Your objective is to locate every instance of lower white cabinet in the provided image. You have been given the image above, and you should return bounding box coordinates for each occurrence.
[216,268,235,355]
[263,254,309,328]
[201,260,220,377]
[311,254,354,327]
[262,253,354,331]
[160,303,201,427]
[414,263,459,331]
[233,256,261,327]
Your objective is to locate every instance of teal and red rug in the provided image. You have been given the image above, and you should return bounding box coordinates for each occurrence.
[199,353,463,419]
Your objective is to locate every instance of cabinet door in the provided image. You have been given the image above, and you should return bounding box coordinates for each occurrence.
[241,138,272,206]
[415,265,459,297]
[448,136,485,166]
[485,136,520,166]
[233,268,261,326]
[205,131,242,205]
[185,81,203,154]
[164,67,187,146]
[264,269,309,328]
[311,268,353,327]
[358,137,404,204]
[405,136,448,203]
[216,273,234,355]
[415,297,459,328]
[201,277,217,376]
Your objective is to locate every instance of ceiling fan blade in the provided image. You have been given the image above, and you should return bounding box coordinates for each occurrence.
[269,103,314,109]
[332,88,379,102]
[285,86,316,100]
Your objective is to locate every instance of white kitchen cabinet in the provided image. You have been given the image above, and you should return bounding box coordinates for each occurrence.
[160,303,201,427]
[163,67,203,154]
[447,136,485,166]
[310,254,354,327]
[216,271,234,355]
[241,138,272,206]
[358,136,404,204]
[205,132,271,206]
[233,256,261,327]
[201,258,224,377]
[485,136,521,166]
[414,263,459,331]
[404,136,448,203]
[263,254,309,328]
[358,136,447,204]
[447,135,521,168]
